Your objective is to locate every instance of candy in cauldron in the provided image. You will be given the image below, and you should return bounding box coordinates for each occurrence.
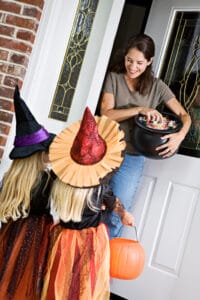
[131,112,183,159]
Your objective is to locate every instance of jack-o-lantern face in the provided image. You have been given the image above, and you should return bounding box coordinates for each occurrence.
[110,238,145,280]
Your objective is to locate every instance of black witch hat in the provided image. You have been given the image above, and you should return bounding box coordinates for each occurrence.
[9,85,55,159]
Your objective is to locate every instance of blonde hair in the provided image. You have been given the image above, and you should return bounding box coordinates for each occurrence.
[0,152,44,222]
[51,178,100,222]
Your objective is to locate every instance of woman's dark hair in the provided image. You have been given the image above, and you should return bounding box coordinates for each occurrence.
[109,34,155,95]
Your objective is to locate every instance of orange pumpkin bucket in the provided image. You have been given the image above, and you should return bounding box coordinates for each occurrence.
[110,227,145,280]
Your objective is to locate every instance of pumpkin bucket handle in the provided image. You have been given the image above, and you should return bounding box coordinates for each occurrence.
[126,225,139,242]
[133,225,138,242]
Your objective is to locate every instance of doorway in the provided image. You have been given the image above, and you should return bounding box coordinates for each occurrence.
[95,0,152,115]
[110,0,153,66]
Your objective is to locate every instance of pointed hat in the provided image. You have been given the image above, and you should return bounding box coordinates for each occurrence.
[70,107,107,165]
[9,85,55,159]
[49,106,126,187]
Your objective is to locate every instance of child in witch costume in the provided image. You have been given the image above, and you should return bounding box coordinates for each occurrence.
[41,107,134,300]
[0,85,55,300]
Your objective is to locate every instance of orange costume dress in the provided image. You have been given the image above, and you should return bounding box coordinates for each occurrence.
[0,171,54,300]
[42,184,116,300]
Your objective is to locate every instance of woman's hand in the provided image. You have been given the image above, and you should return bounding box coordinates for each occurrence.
[139,107,163,122]
[121,210,135,227]
[156,131,185,158]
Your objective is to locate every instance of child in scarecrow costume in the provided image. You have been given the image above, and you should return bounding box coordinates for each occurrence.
[41,107,134,300]
[0,85,55,300]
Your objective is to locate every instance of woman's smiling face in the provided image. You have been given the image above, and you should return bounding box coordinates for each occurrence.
[124,48,153,79]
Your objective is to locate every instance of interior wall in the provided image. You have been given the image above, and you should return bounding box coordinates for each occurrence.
[109,0,153,65]
[111,4,146,56]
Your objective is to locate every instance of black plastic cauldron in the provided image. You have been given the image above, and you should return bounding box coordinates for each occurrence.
[131,112,183,159]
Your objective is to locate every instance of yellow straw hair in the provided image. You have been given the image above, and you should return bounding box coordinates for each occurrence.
[0,152,44,222]
[51,178,100,223]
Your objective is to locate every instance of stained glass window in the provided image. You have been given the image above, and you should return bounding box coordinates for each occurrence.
[160,11,200,157]
[49,0,99,121]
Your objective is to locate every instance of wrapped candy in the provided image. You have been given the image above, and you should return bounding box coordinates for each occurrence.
[138,115,177,130]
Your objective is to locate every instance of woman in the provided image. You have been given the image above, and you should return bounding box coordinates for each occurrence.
[0,85,55,300]
[41,107,134,300]
[100,33,191,238]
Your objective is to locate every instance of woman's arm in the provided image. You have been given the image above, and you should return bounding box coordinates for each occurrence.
[156,98,192,157]
[100,92,163,122]
[165,98,191,137]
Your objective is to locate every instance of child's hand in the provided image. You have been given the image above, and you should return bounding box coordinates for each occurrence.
[121,211,135,227]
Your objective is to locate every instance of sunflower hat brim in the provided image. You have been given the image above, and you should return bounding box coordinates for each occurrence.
[49,108,126,187]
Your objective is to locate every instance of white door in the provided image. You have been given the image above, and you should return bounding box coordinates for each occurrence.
[111,155,200,300]
[111,1,200,299]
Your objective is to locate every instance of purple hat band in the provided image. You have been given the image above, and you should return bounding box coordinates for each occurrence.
[14,128,50,147]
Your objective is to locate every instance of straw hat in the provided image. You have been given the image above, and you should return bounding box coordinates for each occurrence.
[9,85,55,159]
[49,107,126,187]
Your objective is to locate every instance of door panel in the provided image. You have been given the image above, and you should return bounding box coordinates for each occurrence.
[111,155,200,300]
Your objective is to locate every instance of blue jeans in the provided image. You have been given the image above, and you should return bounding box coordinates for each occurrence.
[105,153,145,239]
